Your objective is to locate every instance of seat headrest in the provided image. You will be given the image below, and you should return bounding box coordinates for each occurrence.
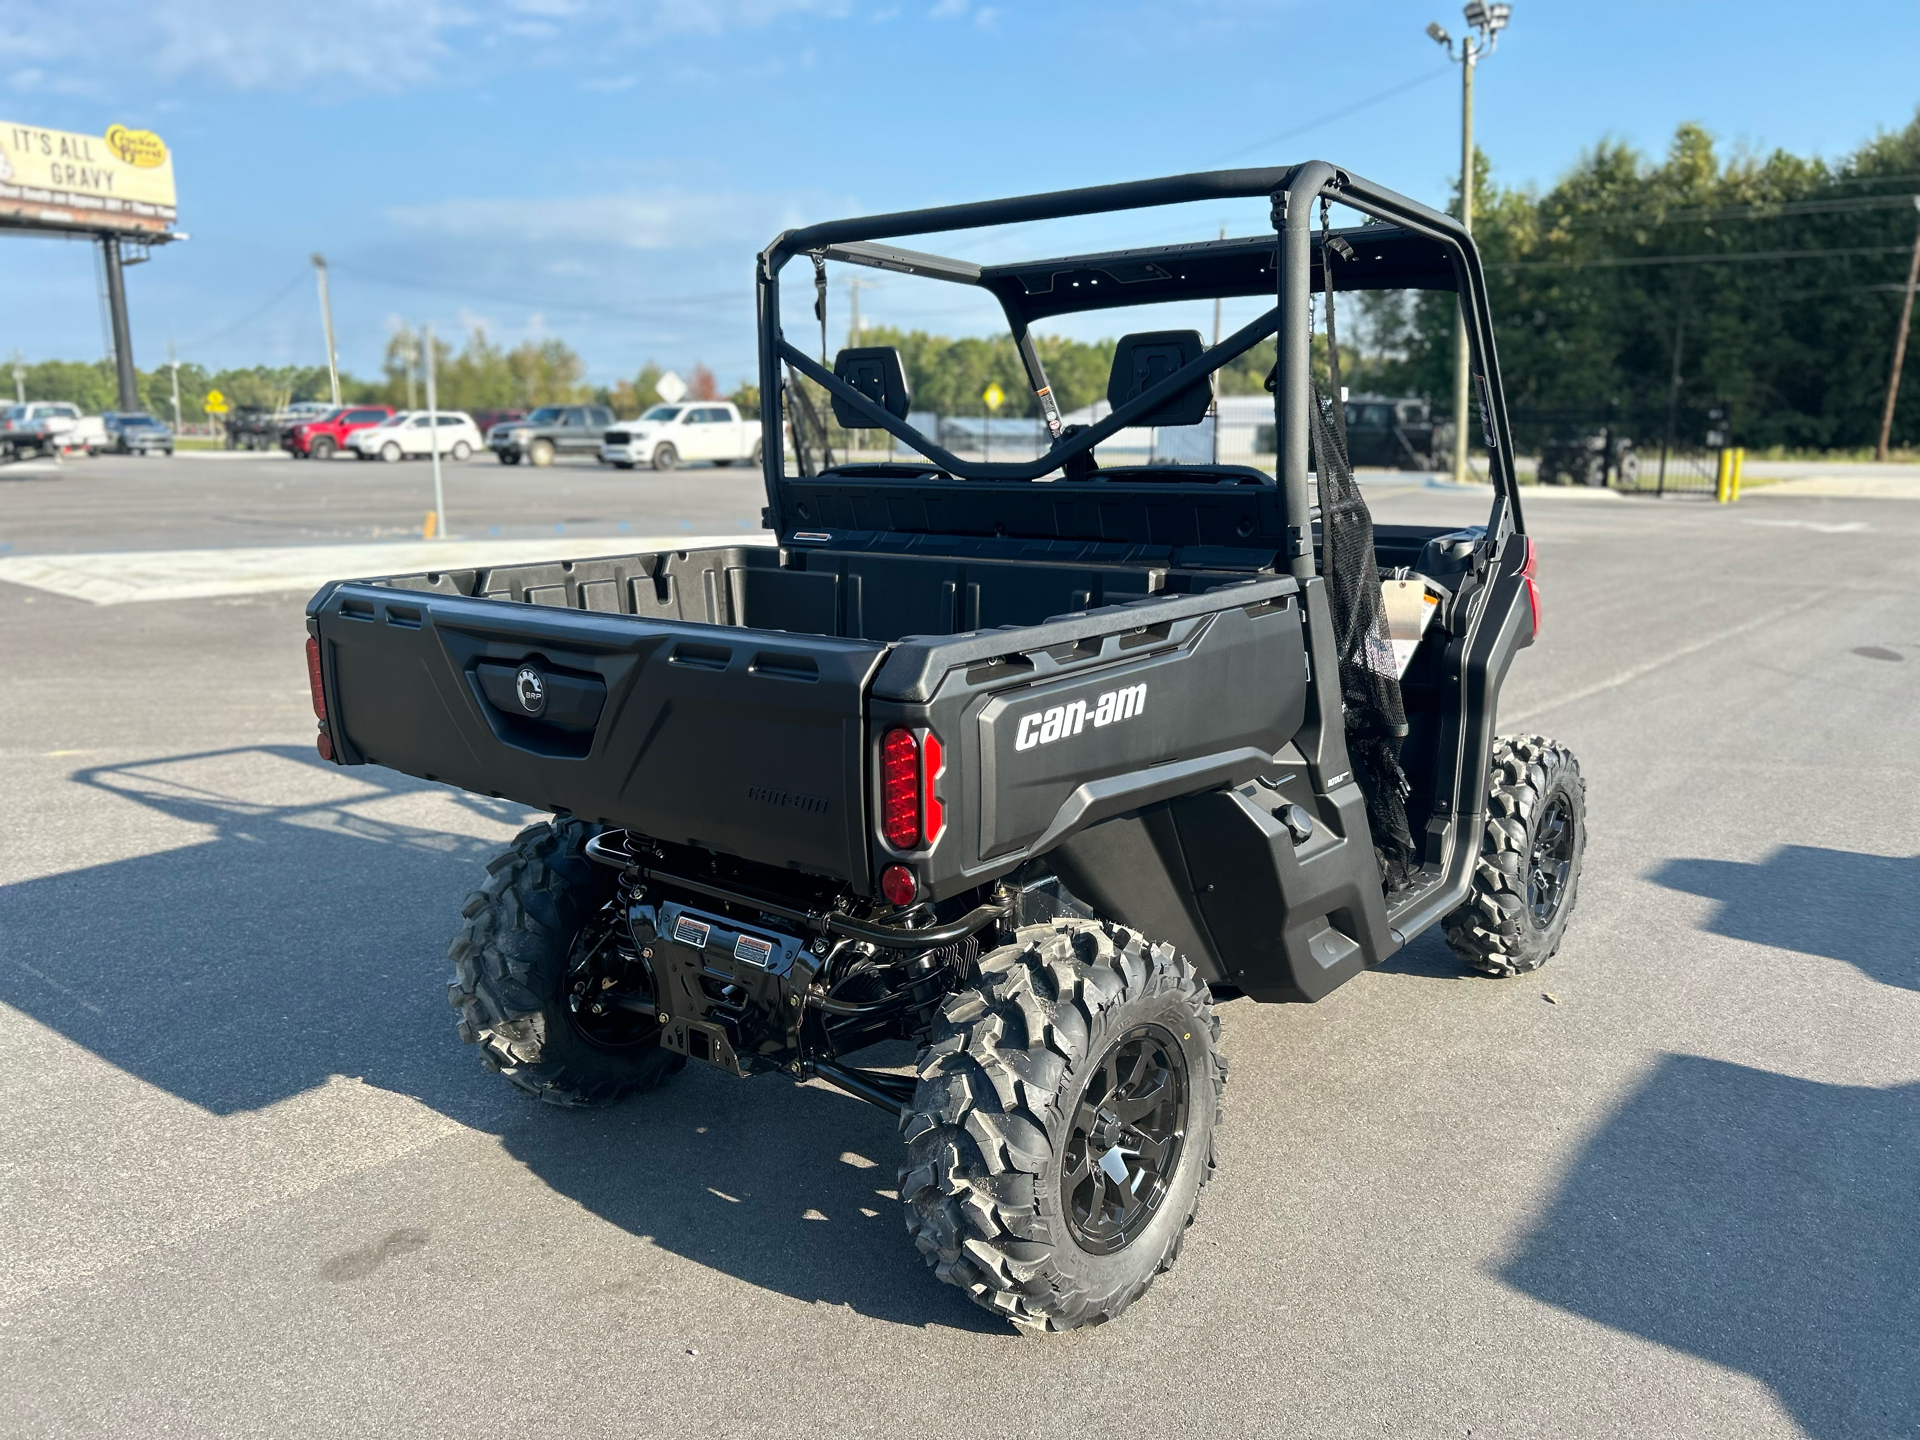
[1107,330,1212,427]
[831,346,912,427]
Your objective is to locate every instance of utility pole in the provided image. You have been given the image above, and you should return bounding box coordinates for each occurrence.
[425,323,446,539]
[1428,2,1510,484]
[11,356,24,404]
[844,275,872,350]
[1213,225,1225,464]
[1876,195,1920,462]
[167,340,182,433]
[313,254,342,408]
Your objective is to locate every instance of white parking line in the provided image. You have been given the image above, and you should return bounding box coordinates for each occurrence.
[0,535,772,605]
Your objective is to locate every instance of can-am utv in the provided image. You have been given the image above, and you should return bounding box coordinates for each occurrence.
[304,161,1586,1332]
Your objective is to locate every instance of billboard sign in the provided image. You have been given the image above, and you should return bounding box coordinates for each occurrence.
[0,122,177,236]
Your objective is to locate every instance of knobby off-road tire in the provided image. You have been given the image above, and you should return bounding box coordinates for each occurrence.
[447,817,683,1106]
[899,919,1226,1332]
[1445,734,1587,977]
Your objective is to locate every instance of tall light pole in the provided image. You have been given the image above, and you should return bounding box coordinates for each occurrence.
[424,322,447,539]
[1428,1,1510,484]
[313,254,342,408]
[1876,195,1920,462]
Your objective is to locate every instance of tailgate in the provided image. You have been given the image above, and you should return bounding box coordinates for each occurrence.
[310,583,885,886]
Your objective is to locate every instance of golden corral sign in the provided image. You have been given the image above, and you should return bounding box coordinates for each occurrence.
[0,122,177,235]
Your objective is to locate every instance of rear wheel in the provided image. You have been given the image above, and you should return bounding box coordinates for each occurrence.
[652,443,678,471]
[900,918,1225,1332]
[750,438,764,466]
[448,817,684,1106]
[1444,735,1587,976]
[451,440,472,461]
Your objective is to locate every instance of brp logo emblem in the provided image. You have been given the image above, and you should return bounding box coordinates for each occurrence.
[514,664,546,716]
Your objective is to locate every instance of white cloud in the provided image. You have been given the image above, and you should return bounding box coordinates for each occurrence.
[386,187,846,251]
[0,0,855,95]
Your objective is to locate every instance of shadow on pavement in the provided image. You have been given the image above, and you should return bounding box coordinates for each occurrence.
[0,745,995,1332]
[1499,1054,1919,1440]
[1649,846,1920,991]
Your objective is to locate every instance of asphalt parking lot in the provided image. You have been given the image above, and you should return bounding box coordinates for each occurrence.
[1,452,1915,1439]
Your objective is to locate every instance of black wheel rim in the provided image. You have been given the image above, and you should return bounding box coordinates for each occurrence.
[1528,792,1576,927]
[563,912,658,1052]
[1060,1023,1189,1256]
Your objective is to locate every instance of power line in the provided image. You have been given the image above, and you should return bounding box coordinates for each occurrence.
[1492,243,1915,272]
[1209,66,1453,166]
[1561,191,1920,229]
[327,261,740,323]
[177,271,310,352]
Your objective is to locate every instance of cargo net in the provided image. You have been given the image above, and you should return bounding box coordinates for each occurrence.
[1312,386,1420,892]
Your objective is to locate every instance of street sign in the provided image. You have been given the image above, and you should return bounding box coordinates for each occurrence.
[983,381,1005,412]
[656,371,687,405]
[204,389,228,415]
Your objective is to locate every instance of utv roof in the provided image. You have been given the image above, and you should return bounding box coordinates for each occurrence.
[755,162,1518,533]
[768,163,1470,315]
[818,227,1457,325]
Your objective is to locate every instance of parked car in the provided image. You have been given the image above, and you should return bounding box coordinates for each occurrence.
[600,401,763,470]
[100,412,176,456]
[1341,394,1444,471]
[469,408,526,439]
[283,405,394,460]
[489,404,615,466]
[1,400,82,459]
[70,415,108,454]
[1537,426,1637,487]
[348,410,484,462]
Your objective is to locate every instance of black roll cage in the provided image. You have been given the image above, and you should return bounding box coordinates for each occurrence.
[755,162,1522,579]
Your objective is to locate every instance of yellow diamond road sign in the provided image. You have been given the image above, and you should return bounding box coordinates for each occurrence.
[982,381,1005,412]
[204,389,228,414]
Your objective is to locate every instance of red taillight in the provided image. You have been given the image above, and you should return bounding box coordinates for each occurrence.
[920,731,945,844]
[1519,536,1541,636]
[305,636,326,718]
[880,863,917,907]
[880,726,946,850]
[880,728,920,849]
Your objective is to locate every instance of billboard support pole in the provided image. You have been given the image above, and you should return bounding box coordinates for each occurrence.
[313,254,341,408]
[100,235,138,412]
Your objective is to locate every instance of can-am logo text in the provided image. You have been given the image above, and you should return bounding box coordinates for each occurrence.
[1015,683,1146,751]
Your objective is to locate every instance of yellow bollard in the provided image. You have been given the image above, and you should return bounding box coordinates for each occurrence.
[1715,448,1732,503]
[1731,447,1744,502]
[423,510,438,539]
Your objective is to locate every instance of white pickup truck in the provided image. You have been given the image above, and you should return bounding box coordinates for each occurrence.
[599,401,763,471]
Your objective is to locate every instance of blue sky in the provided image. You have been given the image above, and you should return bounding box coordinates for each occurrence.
[2,0,1916,392]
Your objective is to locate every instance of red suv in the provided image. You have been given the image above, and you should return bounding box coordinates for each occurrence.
[284,405,394,461]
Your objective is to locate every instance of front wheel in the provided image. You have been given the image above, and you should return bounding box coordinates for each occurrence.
[448,818,684,1106]
[380,441,402,463]
[311,436,337,461]
[900,919,1226,1332]
[528,438,555,467]
[651,443,678,471]
[1444,735,1587,976]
